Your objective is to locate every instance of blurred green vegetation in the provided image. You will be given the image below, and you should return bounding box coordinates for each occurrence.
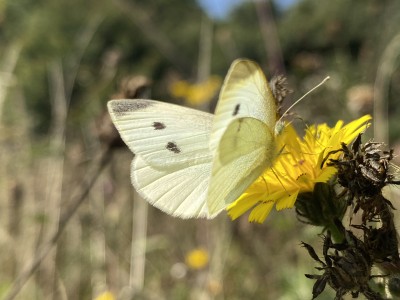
[1,0,400,299]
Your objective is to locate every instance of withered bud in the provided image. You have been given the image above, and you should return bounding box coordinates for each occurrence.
[303,226,383,300]
[327,134,394,198]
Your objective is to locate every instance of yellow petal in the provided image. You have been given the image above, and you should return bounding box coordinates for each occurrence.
[275,190,299,210]
[248,201,275,223]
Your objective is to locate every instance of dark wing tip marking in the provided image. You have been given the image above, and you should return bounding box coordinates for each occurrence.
[110,100,152,116]
[233,104,240,116]
[153,122,166,130]
[166,142,181,154]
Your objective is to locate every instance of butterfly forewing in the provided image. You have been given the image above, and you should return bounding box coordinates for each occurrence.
[210,59,277,152]
[107,99,213,167]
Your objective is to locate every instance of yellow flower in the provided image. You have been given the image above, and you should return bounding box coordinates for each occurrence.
[185,248,209,270]
[227,115,372,223]
[169,76,222,106]
[93,291,115,300]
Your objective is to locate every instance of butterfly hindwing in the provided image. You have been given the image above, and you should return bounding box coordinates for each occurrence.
[210,59,277,152]
[207,118,276,213]
[132,156,220,218]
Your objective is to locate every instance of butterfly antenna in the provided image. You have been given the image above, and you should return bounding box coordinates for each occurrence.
[278,76,330,124]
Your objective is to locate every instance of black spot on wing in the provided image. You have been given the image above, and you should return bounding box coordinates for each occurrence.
[111,100,152,116]
[153,122,166,130]
[166,142,181,153]
[233,104,240,116]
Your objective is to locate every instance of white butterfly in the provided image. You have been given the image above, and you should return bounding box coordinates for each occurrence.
[107,59,278,218]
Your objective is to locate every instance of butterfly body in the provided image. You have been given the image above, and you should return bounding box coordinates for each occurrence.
[108,59,278,218]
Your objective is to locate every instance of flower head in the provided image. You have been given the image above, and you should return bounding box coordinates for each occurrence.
[227,115,372,223]
[169,76,222,106]
[94,291,116,300]
[185,248,209,270]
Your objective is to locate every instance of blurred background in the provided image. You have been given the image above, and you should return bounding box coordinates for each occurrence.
[1,0,400,299]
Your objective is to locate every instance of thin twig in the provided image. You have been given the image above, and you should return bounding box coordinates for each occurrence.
[129,191,148,293]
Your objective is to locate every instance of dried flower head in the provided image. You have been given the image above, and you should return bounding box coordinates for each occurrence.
[303,222,383,300]
[325,134,395,198]
[324,134,399,223]
[310,132,400,299]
